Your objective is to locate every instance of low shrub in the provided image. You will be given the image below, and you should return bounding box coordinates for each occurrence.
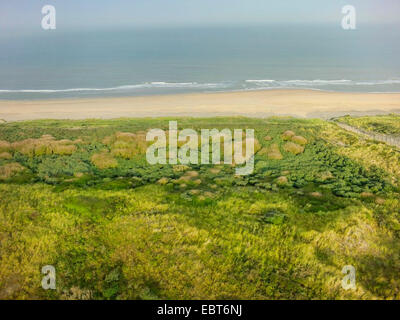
[283,142,304,155]
[37,156,91,180]
[173,165,190,172]
[291,135,308,145]
[0,162,25,179]
[267,144,283,160]
[91,152,118,170]
[0,140,11,152]
[282,130,295,140]
[0,152,12,159]
[11,138,77,156]
[276,176,288,185]
[106,132,149,159]
[157,177,169,185]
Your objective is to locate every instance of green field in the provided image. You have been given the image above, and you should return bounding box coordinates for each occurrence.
[337,114,400,136]
[1,116,400,300]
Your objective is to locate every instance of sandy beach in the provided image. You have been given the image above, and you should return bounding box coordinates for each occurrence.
[0,89,400,122]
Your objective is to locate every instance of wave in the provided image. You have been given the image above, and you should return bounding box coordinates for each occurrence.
[0,81,230,93]
[246,79,400,86]
[354,80,400,85]
[284,79,352,85]
[245,80,276,83]
[1,79,400,95]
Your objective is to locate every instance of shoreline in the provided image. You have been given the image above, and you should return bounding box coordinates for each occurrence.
[1,89,400,122]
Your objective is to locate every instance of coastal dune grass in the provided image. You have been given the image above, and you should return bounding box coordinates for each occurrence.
[0,136,78,157]
[283,142,305,155]
[91,152,118,170]
[0,116,400,299]
[0,162,25,180]
[338,114,400,135]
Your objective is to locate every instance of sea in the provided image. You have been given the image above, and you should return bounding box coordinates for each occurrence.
[0,24,399,100]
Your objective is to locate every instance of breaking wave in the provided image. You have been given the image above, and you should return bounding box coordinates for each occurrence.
[1,79,400,96]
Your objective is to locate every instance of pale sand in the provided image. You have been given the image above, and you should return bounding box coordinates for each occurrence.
[0,89,400,122]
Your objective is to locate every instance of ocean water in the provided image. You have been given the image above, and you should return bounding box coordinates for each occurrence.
[0,25,399,100]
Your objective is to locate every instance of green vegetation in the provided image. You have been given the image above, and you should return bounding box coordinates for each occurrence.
[1,116,400,299]
[283,142,304,155]
[338,114,400,135]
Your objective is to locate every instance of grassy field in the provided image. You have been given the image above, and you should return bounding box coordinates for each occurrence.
[337,114,400,136]
[1,116,400,300]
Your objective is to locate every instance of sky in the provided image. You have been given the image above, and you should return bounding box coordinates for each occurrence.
[0,0,399,32]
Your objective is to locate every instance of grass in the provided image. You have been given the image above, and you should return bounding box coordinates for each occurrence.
[0,116,400,299]
[337,114,400,135]
[91,152,118,170]
[0,162,25,180]
[283,142,305,155]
